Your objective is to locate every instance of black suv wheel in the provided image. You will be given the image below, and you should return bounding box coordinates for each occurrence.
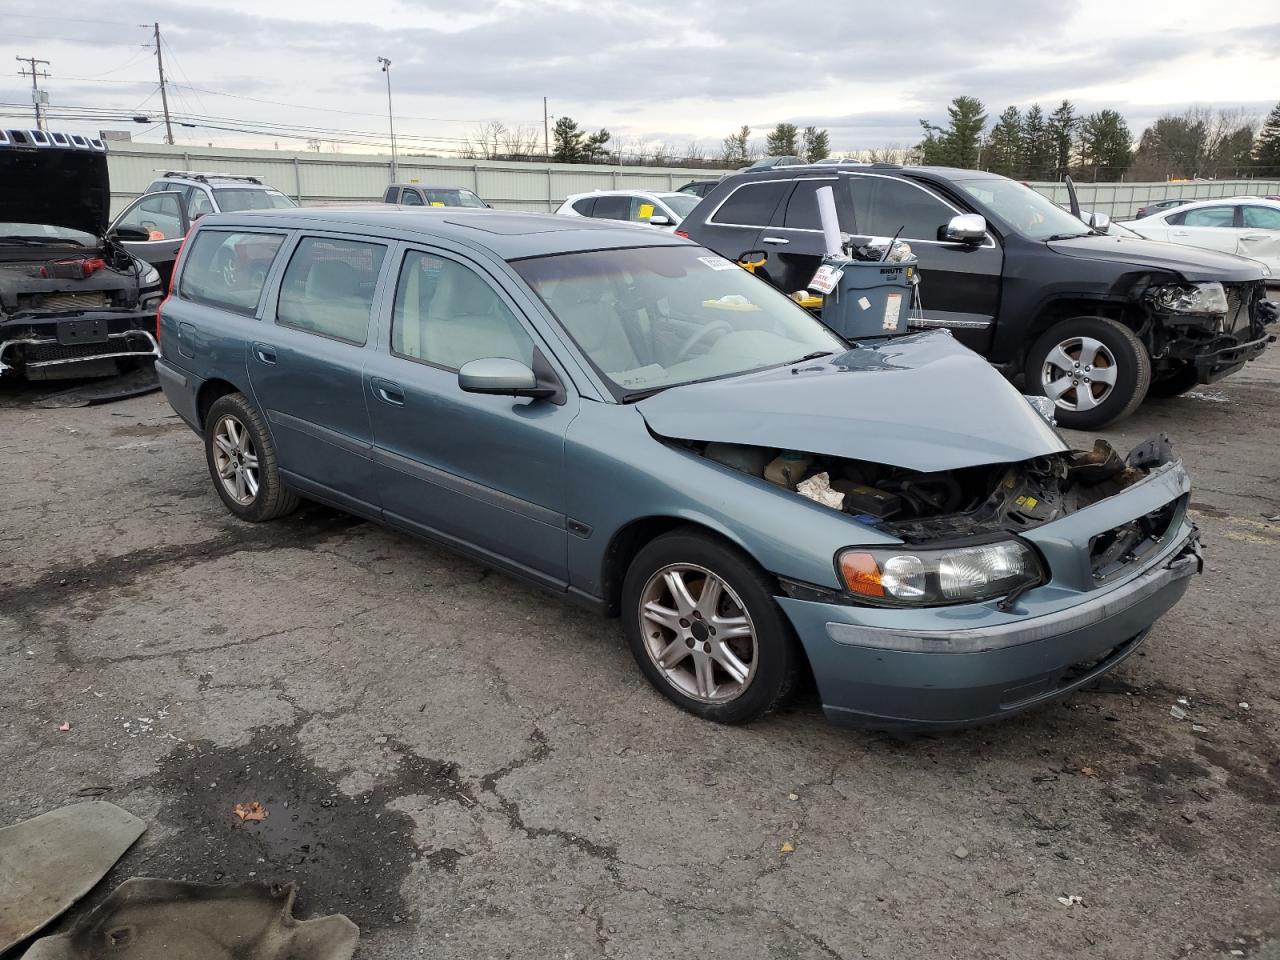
[1025,316,1151,429]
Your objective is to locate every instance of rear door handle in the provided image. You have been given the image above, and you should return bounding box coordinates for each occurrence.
[1241,234,1267,242]
[252,342,277,364]
[371,377,405,406]
[761,236,790,245]
[1172,231,1190,237]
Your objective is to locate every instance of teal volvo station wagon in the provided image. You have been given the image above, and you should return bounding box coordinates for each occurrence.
[156,206,1201,729]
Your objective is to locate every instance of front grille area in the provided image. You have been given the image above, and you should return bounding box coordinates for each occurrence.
[24,332,153,364]
[1088,499,1180,579]
[16,290,111,312]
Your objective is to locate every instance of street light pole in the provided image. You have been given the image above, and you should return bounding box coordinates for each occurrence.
[377,56,397,182]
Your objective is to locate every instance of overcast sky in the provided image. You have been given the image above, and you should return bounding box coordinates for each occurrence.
[1,0,1277,156]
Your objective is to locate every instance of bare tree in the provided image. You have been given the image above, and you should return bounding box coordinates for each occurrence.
[465,121,508,160]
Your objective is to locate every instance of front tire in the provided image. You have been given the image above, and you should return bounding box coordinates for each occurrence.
[621,529,801,724]
[204,393,299,522]
[1025,316,1151,429]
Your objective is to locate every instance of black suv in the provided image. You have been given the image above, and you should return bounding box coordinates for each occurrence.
[680,163,1276,427]
[1,129,163,381]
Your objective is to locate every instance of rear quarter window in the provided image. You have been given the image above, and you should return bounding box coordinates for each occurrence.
[178,230,286,315]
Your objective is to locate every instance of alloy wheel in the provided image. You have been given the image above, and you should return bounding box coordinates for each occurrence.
[638,563,757,703]
[212,413,260,505]
[1040,336,1118,413]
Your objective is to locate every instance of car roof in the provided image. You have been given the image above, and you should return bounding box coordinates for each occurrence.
[1159,196,1280,211]
[195,206,690,259]
[565,189,685,200]
[390,183,476,190]
[712,162,1005,184]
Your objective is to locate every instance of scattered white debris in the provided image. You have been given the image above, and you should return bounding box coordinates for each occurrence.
[1239,702,1250,710]
[1170,704,1189,721]
[1057,895,1083,907]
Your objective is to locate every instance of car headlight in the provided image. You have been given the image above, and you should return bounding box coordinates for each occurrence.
[1148,281,1228,315]
[838,540,1045,607]
[140,264,161,287]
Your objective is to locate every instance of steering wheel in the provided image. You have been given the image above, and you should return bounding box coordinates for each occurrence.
[675,320,733,363]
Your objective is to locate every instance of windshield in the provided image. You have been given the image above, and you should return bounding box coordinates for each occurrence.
[0,222,96,244]
[424,189,487,208]
[512,246,844,397]
[956,179,1095,240]
[212,188,296,212]
[660,194,700,219]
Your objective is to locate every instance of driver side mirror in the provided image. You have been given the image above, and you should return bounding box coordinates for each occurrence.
[1086,211,1111,232]
[109,225,151,243]
[458,357,558,401]
[648,214,671,226]
[940,214,987,245]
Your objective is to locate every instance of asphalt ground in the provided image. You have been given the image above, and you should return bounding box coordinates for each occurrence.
[2,351,1278,960]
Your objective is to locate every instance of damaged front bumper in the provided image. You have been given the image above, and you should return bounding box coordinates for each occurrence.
[776,462,1201,729]
[0,310,159,379]
[1158,286,1277,382]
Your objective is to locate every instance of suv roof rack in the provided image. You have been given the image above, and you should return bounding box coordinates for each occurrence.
[159,170,263,185]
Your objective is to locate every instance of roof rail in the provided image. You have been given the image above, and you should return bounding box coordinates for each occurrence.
[157,170,264,185]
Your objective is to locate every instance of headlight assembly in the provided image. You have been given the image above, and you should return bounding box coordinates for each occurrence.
[838,540,1045,607]
[140,264,161,288]
[1147,281,1228,315]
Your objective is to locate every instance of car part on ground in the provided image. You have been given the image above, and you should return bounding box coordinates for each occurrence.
[28,362,161,408]
[678,161,1274,427]
[157,207,1201,729]
[23,879,358,960]
[0,802,146,952]
[1,130,163,381]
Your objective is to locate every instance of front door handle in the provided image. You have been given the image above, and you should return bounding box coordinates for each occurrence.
[252,342,277,364]
[761,236,790,245]
[1241,234,1267,242]
[371,377,405,406]
[1172,231,1190,237]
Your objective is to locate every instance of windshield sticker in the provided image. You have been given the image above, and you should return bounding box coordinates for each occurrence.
[883,292,903,331]
[697,255,738,271]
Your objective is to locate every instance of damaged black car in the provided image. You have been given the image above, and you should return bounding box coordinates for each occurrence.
[0,130,163,381]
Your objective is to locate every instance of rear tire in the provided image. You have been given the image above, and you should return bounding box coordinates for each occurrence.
[1025,316,1151,429]
[204,392,299,522]
[1147,362,1201,398]
[621,529,801,725]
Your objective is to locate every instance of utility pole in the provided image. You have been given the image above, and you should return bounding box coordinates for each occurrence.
[152,23,174,145]
[16,56,50,131]
[377,57,397,182]
[543,97,549,159]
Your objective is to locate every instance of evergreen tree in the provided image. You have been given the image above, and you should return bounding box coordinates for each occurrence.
[918,96,987,168]
[1078,110,1133,179]
[766,123,800,156]
[551,117,610,164]
[985,106,1024,177]
[1257,102,1280,175]
[801,126,831,162]
[1022,104,1054,180]
[1048,99,1079,178]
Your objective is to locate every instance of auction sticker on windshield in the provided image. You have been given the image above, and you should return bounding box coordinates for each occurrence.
[698,255,738,271]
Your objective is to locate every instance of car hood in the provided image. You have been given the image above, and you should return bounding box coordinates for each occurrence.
[0,147,110,237]
[1048,233,1264,282]
[637,330,1069,472]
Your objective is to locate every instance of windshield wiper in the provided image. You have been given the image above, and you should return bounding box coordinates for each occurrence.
[621,385,670,403]
[0,235,83,246]
[790,351,834,364]
[1045,233,1091,241]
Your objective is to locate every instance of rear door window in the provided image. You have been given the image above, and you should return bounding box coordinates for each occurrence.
[780,178,856,231]
[710,181,790,227]
[591,196,631,221]
[276,236,388,345]
[187,189,214,220]
[1173,206,1236,227]
[571,197,597,217]
[400,189,424,206]
[384,186,401,202]
[178,230,287,315]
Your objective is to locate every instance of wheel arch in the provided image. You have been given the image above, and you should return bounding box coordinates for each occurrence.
[599,514,763,618]
[1024,296,1150,362]
[195,377,245,432]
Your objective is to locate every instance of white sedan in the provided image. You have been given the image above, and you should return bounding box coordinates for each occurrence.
[554,190,701,233]
[1129,197,1280,275]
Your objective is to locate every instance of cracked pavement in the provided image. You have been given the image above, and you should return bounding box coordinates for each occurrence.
[2,352,1279,960]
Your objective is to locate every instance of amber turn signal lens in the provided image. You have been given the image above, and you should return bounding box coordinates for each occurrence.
[839,552,885,598]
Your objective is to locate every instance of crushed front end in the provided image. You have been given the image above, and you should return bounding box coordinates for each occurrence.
[1145,277,1276,384]
[685,433,1200,728]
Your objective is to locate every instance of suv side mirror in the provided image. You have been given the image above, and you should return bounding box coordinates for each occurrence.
[109,225,151,243]
[1086,211,1111,232]
[458,357,557,400]
[940,214,987,245]
[648,214,671,226]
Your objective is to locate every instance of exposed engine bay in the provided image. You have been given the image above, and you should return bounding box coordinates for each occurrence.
[688,434,1178,545]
